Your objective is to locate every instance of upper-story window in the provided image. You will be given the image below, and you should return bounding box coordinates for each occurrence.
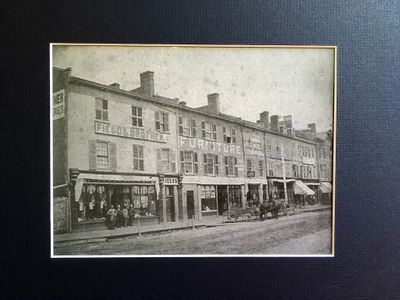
[96,141,109,170]
[180,151,198,174]
[298,145,302,157]
[132,145,144,171]
[95,98,108,121]
[155,112,169,132]
[268,160,274,176]
[157,148,176,173]
[132,106,143,127]
[201,121,217,141]
[223,126,236,144]
[247,138,262,150]
[247,159,254,177]
[323,148,327,159]
[292,164,299,177]
[203,154,219,176]
[224,156,238,177]
[179,116,196,137]
[258,160,264,177]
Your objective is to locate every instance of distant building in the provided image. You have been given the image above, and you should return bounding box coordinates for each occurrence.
[52,67,333,232]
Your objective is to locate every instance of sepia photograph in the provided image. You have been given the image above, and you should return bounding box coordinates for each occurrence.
[51,44,336,257]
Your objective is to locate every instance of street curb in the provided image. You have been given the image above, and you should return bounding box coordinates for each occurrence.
[54,206,330,246]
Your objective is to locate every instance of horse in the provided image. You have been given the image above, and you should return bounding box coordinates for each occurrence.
[259,199,286,221]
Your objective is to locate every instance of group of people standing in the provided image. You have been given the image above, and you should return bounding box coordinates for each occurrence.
[106,204,137,230]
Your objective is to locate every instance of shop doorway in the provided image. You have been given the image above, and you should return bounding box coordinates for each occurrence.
[165,186,175,222]
[217,185,228,215]
[187,191,194,219]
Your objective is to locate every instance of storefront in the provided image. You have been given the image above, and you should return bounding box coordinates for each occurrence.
[318,182,332,205]
[292,180,315,206]
[73,173,161,228]
[268,179,295,203]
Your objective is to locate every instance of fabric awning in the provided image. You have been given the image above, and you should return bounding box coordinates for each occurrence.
[270,179,295,183]
[305,182,320,186]
[293,180,315,196]
[320,182,332,193]
[74,173,160,202]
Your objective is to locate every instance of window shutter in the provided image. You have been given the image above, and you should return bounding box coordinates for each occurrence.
[155,112,160,130]
[223,126,227,142]
[194,152,198,174]
[201,121,205,138]
[109,142,117,172]
[215,155,219,175]
[163,113,169,132]
[156,149,162,172]
[234,157,238,176]
[180,151,184,173]
[138,146,144,159]
[192,119,196,137]
[170,150,176,173]
[232,129,236,143]
[178,116,183,134]
[89,140,97,170]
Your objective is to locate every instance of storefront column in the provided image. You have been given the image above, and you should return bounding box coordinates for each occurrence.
[162,185,167,223]
[241,185,246,209]
[196,185,202,221]
[258,184,262,205]
[173,185,179,222]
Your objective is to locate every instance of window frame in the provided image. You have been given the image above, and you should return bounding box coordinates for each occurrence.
[95,98,109,121]
[96,141,109,170]
[224,156,238,177]
[131,106,143,127]
[180,151,198,175]
[132,144,144,171]
[155,111,169,132]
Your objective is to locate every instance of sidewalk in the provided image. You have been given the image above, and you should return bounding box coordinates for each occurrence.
[54,205,331,246]
[54,215,225,245]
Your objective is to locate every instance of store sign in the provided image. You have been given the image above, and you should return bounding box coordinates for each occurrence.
[95,121,167,143]
[163,177,178,185]
[302,157,315,165]
[179,136,241,154]
[53,89,65,120]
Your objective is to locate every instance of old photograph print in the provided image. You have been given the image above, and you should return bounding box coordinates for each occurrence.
[51,45,335,257]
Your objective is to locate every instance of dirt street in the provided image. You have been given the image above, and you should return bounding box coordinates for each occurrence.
[55,210,332,255]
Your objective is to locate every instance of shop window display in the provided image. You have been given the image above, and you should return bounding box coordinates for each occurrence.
[200,185,217,212]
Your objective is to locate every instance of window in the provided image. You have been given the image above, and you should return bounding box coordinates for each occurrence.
[96,141,109,170]
[95,98,108,121]
[131,185,157,216]
[180,151,198,174]
[201,121,217,140]
[258,160,264,177]
[323,148,327,159]
[155,111,169,132]
[132,145,144,171]
[300,165,305,178]
[132,106,143,127]
[298,145,302,157]
[200,186,217,212]
[157,149,176,173]
[279,126,284,133]
[287,129,293,136]
[247,138,262,149]
[228,186,242,208]
[247,159,255,177]
[223,126,236,143]
[276,145,281,153]
[311,147,314,158]
[203,154,219,175]
[292,164,299,177]
[224,156,238,176]
[179,116,196,137]
[268,160,274,176]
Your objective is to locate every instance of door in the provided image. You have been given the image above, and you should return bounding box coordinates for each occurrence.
[217,185,228,215]
[187,191,194,219]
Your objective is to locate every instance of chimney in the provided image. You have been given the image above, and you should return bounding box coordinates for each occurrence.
[179,101,187,106]
[207,93,220,115]
[259,111,270,129]
[140,71,154,96]
[308,123,316,134]
[283,115,293,129]
[109,82,120,89]
[270,115,279,131]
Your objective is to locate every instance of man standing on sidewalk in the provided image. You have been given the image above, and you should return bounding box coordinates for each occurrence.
[107,205,117,230]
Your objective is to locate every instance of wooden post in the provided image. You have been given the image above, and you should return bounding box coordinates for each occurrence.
[137,216,142,237]
[281,144,288,216]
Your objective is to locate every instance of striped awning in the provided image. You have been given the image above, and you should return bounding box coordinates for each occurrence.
[293,180,315,196]
[320,182,332,193]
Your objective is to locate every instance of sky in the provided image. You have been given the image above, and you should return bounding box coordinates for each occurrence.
[53,45,334,131]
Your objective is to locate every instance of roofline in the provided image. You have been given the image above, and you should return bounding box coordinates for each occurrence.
[57,67,317,145]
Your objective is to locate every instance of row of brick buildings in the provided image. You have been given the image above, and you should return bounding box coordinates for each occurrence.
[52,67,333,232]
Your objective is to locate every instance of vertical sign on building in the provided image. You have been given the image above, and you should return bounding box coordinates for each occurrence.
[53,89,65,120]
